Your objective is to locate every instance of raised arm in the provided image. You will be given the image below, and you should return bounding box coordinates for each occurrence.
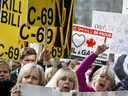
[75,37,109,92]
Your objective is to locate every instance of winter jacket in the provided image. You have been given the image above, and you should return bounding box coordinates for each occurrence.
[114,55,127,81]
[0,79,16,96]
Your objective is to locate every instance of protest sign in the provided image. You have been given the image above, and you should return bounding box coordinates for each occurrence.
[92,11,128,54]
[62,92,72,96]
[26,0,63,27]
[77,91,128,96]
[17,83,128,96]
[71,24,112,65]
[18,0,74,49]
[18,83,61,96]
[41,0,75,59]
[18,0,59,46]
[0,0,29,61]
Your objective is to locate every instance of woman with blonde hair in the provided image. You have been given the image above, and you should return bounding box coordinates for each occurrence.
[11,63,45,96]
[76,37,115,92]
[45,67,54,83]
[46,67,79,93]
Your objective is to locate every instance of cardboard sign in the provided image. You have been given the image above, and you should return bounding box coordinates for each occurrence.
[18,0,59,46]
[17,83,128,96]
[0,0,29,61]
[18,0,74,49]
[26,0,63,27]
[18,83,61,96]
[71,24,112,65]
[92,11,128,54]
[40,0,75,59]
[62,92,72,96]
[1,0,22,27]
[77,91,128,96]
[48,0,75,58]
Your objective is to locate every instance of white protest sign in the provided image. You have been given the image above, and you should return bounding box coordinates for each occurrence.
[77,91,128,96]
[17,83,128,96]
[29,42,39,53]
[92,11,128,54]
[122,0,128,14]
[109,91,128,96]
[76,92,87,96]
[62,92,72,96]
[17,83,61,96]
[88,92,103,96]
[71,24,112,65]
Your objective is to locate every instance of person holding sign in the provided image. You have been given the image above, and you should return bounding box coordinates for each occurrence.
[10,47,50,82]
[75,37,115,92]
[46,67,79,95]
[11,63,45,96]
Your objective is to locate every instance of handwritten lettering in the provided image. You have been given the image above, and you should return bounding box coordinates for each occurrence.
[111,45,128,53]
[98,14,128,26]
[124,27,128,35]
[95,24,107,31]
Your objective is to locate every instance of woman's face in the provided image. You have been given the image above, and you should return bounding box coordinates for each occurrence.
[57,73,74,92]
[22,69,40,85]
[94,74,111,92]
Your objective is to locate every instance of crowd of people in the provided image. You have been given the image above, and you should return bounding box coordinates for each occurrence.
[0,37,128,96]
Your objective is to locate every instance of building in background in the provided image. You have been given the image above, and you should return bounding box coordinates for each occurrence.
[74,0,123,27]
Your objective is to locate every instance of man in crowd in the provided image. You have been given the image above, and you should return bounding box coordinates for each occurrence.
[10,47,51,82]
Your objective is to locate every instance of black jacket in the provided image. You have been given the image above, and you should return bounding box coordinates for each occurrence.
[0,79,16,96]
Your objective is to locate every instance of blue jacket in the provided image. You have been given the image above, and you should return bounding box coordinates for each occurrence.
[10,67,20,82]
[118,76,128,91]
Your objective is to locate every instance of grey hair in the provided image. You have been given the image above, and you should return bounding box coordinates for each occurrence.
[92,65,115,91]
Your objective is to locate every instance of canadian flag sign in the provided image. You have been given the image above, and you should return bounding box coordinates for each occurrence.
[71,24,113,65]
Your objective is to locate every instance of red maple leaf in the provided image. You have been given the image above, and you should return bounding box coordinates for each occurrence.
[86,38,96,48]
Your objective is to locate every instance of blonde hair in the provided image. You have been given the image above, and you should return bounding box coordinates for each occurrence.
[0,59,11,74]
[45,67,54,83]
[92,66,115,91]
[11,63,45,92]
[46,67,79,91]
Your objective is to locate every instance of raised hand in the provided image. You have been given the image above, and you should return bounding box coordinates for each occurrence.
[38,48,51,63]
[94,37,109,56]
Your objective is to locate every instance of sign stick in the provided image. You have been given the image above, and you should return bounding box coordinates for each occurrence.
[36,44,43,63]
[43,27,48,65]
[53,59,57,75]
[9,60,13,71]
